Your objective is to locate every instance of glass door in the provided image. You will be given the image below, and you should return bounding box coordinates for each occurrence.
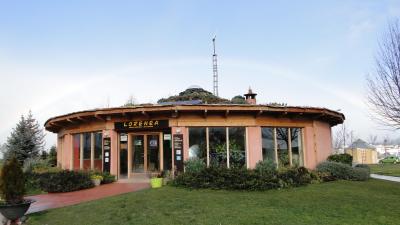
[147,135,159,172]
[132,135,145,172]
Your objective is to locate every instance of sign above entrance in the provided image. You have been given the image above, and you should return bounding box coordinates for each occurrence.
[115,120,169,131]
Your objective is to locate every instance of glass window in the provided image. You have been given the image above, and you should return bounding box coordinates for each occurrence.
[83,133,91,160]
[188,128,207,162]
[229,127,246,168]
[290,128,303,166]
[276,128,290,167]
[94,132,102,159]
[73,134,80,170]
[209,127,227,167]
[262,128,275,162]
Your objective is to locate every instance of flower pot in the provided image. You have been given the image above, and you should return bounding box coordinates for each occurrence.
[150,178,163,188]
[0,199,35,221]
[92,179,101,186]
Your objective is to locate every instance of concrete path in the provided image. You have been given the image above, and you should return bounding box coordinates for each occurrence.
[371,174,400,182]
[26,182,150,214]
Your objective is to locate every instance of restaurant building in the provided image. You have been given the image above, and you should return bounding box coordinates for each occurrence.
[44,91,344,179]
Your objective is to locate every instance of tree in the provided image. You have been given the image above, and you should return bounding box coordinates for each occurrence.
[40,150,49,160]
[367,21,400,129]
[48,145,57,167]
[5,111,45,164]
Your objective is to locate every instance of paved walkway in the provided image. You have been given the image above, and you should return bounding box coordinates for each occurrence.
[26,182,150,214]
[371,174,400,182]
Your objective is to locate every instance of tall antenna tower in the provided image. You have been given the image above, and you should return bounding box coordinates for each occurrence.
[212,35,219,96]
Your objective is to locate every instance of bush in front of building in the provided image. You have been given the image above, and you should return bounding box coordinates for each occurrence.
[255,159,277,176]
[354,164,371,174]
[38,170,94,193]
[173,166,314,191]
[90,171,116,184]
[184,158,206,174]
[316,161,370,181]
[350,167,370,181]
[327,153,353,166]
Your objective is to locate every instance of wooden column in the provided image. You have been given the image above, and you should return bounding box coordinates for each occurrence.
[91,133,95,170]
[226,127,230,168]
[273,128,278,168]
[159,132,164,171]
[80,134,84,170]
[206,127,210,167]
[128,135,132,178]
[288,128,292,167]
[144,135,148,172]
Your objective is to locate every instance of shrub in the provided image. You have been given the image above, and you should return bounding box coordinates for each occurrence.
[327,153,353,166]
[278,167,313,187]
[90,171,116,184]
[173,166,314,191]
[39,170,94,193]
[184,158,206,174]
[316,161,370,181]
[350,167,370,181]
[355,164,370,174]
[255,160,277,176]
[316,161,354,180]
[23,157,50,173]
[100,172,116,184]
[0,157,25,204]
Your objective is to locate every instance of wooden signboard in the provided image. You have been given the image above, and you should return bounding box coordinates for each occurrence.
[114,120,168,131]
[103,137,111,173]
[173,134,184,172]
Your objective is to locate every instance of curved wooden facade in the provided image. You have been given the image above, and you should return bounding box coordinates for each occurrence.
[45,104,344,179]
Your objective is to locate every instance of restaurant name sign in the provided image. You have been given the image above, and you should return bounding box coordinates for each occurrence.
[115,120,168,131]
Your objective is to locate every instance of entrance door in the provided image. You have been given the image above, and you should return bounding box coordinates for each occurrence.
[132,135,145,172]
[130,133,161,175]
[147,135,159,172]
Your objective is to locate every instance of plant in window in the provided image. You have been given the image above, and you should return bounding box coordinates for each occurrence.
[229,140,245,168]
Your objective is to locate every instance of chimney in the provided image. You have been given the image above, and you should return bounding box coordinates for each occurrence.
[244,87,257,105]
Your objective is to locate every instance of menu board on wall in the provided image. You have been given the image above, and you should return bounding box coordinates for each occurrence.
[103,137,111,173]
[173,134,184,172]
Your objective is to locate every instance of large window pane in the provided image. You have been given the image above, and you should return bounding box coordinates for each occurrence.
[209,127,226,167]
[83,133,91,159]
[290,128,303,166]
[188,128,207,163]
[94,132,103,171]
[73,134,80,170]
[262,128,275,163]
[276,128,290,167]
[229,127,246,168]
[94,133,102,159]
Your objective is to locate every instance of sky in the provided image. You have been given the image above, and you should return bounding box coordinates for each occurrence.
[1,0,400,149]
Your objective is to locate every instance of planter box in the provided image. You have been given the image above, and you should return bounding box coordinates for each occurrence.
[150,178,163,188]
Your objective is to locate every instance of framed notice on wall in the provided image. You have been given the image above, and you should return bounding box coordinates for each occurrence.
[103,137,111,173]
[173,134,184,172]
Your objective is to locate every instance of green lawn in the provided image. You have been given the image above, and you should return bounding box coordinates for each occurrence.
[369,164,400,177]
[27,179,400,225]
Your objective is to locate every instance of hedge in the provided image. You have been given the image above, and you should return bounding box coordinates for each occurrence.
[173,166,314,190]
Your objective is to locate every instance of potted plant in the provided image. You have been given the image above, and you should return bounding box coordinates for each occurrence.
[150,172,163,188]
[91,174,103,186]
[162,170,171,185]
[0,157,35,224]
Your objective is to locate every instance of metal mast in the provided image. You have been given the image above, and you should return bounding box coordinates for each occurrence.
[212,36,219,96]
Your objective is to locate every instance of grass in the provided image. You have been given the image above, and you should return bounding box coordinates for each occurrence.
[27,179,400,225]
[369,164,400,177]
